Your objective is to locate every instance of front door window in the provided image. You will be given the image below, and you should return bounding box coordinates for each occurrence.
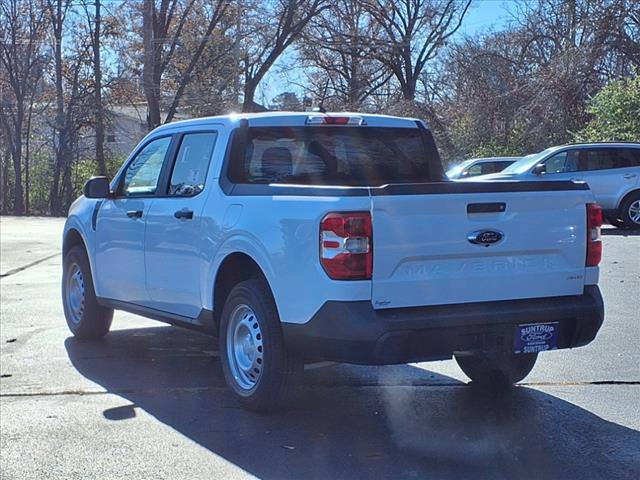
[121,137,172,196]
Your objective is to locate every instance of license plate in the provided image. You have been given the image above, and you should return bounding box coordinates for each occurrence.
[514,322,559,354]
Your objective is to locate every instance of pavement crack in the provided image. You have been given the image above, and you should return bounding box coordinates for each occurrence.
[587,380,640,386]
[0,386,226,398]
[0,253,60,279]
[521,380,640,386]
[1,381,638,398]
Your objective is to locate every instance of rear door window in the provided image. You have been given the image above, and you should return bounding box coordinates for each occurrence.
[579,148,619,171]
[480,161,511,175]
[228,127,443,186]
[169,132,218,196]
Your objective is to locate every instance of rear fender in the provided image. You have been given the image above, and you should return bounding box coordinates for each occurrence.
[204,233,277,313]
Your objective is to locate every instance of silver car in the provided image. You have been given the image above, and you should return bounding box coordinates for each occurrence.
[476,143,640,229]
[446,157,520,179]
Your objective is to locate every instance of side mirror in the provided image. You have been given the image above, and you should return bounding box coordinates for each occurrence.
[83,176,112,199]
[532,163,546,175]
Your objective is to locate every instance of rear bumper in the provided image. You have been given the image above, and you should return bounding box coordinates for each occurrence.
[282,286,604,365]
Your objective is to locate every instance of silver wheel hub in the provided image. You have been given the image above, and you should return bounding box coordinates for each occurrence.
[66,263,85,324]
[226,304,264,390]
[629,200,640,224]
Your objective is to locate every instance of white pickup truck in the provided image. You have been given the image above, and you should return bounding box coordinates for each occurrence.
[62,112,604,410]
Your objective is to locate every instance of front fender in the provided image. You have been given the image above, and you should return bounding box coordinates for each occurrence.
[63,197,99,279]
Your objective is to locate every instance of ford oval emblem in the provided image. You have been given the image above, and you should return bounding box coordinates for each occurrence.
[468,229,504,246]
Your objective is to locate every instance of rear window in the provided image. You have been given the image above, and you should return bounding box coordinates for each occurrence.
[616,148,640,168]
[227,127,443,186]
[579,147,640,171]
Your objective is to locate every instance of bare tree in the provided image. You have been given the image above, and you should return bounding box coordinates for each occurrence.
[513,0,621,142]
[80,0,108,176]
[364,0,471,101]
[435,0,638,162]
[609,0,640,68]
[241,0,328,112]
[299,0,391,110]
[141,0,231,129]
[46,0,72,214]
[0,0,48,214]
[179,25,241,117]
[46,0,97,214]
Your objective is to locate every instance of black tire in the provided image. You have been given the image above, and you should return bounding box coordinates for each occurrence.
[619,191,640,230]
[455,352,538,387]
[219,279,302,412]
[62,245,113,340]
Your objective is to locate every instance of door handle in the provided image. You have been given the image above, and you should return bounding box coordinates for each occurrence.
[623,173,637,179]
[174,209,194,220]
[126,210,143,219]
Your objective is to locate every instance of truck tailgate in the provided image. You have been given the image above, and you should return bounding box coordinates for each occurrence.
[370,182,592,309]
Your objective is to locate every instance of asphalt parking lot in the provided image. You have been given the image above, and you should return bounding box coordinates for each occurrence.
[0,216,639,479]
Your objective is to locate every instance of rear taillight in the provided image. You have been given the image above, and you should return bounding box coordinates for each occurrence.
[586,203,602,267]
[320,212,372,280]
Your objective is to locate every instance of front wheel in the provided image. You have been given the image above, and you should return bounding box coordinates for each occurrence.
[219,279,302,411]
[455,352,538,387]
[62,245,113,340]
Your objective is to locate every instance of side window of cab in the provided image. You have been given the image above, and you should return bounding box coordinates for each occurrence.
[120,136,172,196]
[168,132,218,196]
[466,163,482,176]
[544,150,579,174]
[579,149,614,171]
[616,148,640,168]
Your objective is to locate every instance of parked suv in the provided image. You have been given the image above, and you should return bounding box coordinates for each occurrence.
[62,113,605,411]
[476,143,640,229]
[446,157,520,179]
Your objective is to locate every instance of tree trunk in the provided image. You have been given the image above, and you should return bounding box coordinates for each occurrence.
[25,104,31,214]
[142,0,161,130]
[242,80,258,112]
[11,105,25,214]
[11,145,24,214]
[61,148,74,212]
[11,157,24,213]
[402,76,417,102]
[1,151,10,213]
[93,0,107,176]
[50,0,66,215]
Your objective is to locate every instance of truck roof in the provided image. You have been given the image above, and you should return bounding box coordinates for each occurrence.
[151,111,425,134]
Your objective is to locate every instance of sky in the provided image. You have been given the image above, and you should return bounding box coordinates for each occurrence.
[460,0,512,35]
[257,0,513,106]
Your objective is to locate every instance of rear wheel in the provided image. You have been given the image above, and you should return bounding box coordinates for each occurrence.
[619,192,640,230]
[455,352,537,387]
[219,279,302,411]
[62,245,113,340]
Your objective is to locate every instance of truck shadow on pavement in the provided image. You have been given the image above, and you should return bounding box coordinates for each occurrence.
[65,326,639,480]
